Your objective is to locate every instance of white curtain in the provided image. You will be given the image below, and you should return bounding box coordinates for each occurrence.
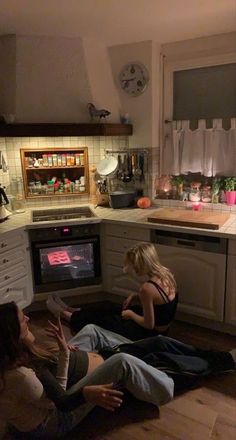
[162,118,236,177]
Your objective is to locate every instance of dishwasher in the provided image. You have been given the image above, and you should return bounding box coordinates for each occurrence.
[151,230,227,322]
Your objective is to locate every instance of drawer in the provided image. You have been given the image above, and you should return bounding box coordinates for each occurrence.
[106,224,150,241]
[0,230,26,254]
[106,236,146,253]
[0,276,31,308]
[106,250,125,267]
[0,248,26,274]
[0,262,28,287]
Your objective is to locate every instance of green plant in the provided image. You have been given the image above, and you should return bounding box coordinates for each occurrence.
[171,175,185,186]
[224,177,236,192]
[212,177,222,194]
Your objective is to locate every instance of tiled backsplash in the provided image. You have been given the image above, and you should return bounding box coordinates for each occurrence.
[0,135,130,207]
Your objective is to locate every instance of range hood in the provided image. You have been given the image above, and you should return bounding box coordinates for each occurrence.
[0,35,122,128]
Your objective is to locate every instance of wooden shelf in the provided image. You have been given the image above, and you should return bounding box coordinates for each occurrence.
[0,122,133,137]
[21,147,89,199]
[25,166,85,170]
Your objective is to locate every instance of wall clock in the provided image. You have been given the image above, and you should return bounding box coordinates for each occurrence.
[119,62,149,96]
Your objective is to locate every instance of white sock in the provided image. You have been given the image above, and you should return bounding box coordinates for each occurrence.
[229,348,236,364]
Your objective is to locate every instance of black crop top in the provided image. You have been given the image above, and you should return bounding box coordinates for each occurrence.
[147,280,178,327]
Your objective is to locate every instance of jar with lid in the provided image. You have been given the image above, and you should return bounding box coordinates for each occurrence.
[189,182,201,202]
[201,185,212,203]
[7,177,26,213]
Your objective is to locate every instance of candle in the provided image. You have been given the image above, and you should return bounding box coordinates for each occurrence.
[192,202,201,211]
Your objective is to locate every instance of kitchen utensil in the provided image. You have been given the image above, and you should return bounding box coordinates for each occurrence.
[122,154,132,182]
[147,208,230,230]
[133,153,142,179]
[109,190,136,209]
[97,156,118,177]
[117,154,123,180]
[138,154,145,182]
[0,185,11,221]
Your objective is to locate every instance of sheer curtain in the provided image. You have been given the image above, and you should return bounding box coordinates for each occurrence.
[162,118,236,176]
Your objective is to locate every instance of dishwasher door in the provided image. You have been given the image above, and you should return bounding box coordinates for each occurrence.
[151,230,227,322]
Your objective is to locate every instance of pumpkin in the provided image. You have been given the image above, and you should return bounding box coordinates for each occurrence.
[137,197,151,209]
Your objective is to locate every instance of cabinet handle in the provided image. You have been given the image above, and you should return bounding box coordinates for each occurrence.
[3,259,9,264]
[1,243,7,248]
[4,275,10,280]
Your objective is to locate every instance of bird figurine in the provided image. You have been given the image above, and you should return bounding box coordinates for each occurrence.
[87,103,111,121]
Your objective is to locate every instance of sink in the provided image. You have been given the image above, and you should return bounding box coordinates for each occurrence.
[32,206,96,222]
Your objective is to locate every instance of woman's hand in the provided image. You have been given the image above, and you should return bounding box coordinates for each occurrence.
[121,309,135,320]
[83,383,123,411]
[122,294,134,310]
[47,317,68,353]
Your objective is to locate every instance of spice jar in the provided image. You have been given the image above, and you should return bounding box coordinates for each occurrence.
[189,182,201,202]
[201,185,212,203]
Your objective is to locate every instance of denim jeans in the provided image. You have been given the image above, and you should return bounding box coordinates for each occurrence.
[69,323,132,351]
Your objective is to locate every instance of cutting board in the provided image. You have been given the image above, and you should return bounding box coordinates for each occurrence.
[147,208,230,230]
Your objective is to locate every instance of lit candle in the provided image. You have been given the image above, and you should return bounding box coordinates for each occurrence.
[192,202,201,211]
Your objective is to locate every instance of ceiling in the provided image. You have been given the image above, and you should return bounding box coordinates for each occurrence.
[0,0,235,45]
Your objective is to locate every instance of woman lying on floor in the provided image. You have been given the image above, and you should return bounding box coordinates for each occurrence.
[1,303,235,439]
[47,242,178,340]
[0,302,173,440]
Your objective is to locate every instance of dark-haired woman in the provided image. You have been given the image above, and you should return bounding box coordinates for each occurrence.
[0,302,173,439]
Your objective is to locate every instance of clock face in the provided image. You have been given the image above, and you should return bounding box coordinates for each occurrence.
[119,63,149,96]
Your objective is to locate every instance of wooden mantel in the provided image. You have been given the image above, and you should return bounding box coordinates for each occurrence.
[0,122,133,137]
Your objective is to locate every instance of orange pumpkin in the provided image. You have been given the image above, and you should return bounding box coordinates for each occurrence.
[137,197,151,209]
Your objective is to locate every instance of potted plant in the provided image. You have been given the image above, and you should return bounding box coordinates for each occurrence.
[211,177,222,203]
[224,177,236,205]
[171,175,185,199]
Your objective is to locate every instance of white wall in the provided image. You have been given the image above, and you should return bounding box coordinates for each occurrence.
[108,40,161,149]
[82,38,120,122]
[0,35,16,117]
[161,31,236,60]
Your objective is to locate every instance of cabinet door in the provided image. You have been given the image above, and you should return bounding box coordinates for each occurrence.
[157,244,226,321]
[225,255,236,326]
[0,230,25,254]
[105,265,141,298]
[0,276,33,309]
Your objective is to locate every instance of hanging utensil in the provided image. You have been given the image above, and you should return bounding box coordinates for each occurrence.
[139,154,145,182]
[133,153,142,180]
[117,154,123,180]
[122,154,132,182]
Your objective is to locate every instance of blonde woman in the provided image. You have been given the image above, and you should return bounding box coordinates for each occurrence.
[47,243,178,341]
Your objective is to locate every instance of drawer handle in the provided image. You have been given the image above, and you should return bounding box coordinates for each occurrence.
[4,275,10,280]
[1,243,7,248]
[3,259,9,264]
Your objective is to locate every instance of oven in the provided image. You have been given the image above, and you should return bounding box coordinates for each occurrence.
[28,223,101,293]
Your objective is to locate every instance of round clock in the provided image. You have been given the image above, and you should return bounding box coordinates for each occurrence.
[119,62,149,96]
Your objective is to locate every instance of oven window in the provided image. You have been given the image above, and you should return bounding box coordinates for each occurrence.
[40,243,95,284]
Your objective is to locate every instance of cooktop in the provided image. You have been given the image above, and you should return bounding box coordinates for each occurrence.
[32,206,96,222]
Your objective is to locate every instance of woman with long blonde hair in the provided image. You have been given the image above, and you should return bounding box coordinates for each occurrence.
[47,243,178,341]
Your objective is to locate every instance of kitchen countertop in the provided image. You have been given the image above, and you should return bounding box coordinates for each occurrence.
[0,203,236,239]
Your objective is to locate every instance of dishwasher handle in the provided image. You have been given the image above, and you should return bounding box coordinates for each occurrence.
[151,230,227,254]
[177,239,195,247]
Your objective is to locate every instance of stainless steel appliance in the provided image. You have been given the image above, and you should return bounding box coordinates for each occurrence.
[32,206,96,222]
[29,223,101,293]
[151,230,227,321]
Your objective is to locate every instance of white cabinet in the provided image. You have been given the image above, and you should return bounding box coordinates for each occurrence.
[225,240,236,326]
[102,224,150,297]
[0,229,33,308]
[156,244,226,322]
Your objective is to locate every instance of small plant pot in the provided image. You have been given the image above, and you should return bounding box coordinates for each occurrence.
[225,191,236,205]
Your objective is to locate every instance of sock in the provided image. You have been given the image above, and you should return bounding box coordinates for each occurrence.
[229,348,236,364]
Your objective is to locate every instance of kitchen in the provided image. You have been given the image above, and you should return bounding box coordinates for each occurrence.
[0,1,236,439]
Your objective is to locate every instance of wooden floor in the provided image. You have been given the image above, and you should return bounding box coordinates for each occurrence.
[29,310,236,440]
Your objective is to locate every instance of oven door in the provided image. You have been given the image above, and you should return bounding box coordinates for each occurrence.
[31,236,101,293]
